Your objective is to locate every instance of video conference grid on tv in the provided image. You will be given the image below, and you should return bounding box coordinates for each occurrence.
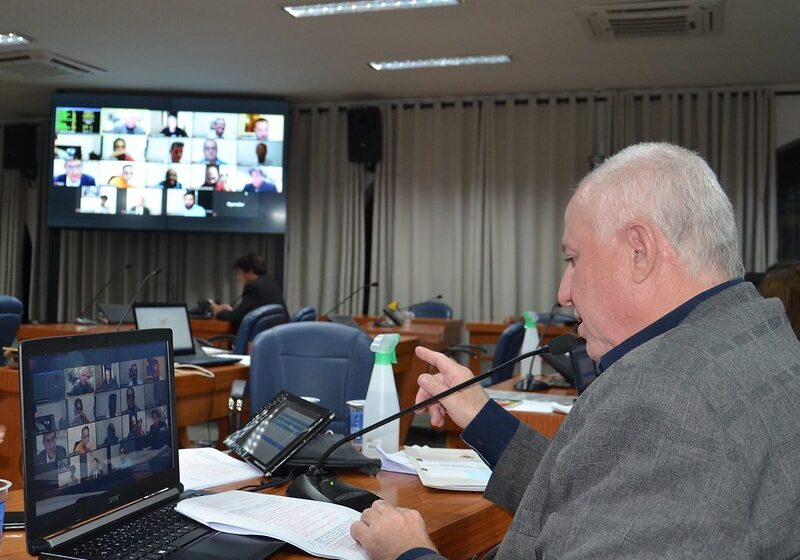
[53,108,285,219]
[32,355,171,502]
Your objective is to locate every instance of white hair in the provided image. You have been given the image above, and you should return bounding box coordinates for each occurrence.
[573,143,744,280]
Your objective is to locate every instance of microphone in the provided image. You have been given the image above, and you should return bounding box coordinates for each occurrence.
[286,334,579,511]
[398,294,442,311]
[322,282,379,317]
[114,267,163,331]
[75,264,132,324]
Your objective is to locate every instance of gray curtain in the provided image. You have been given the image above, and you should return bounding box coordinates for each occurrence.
[370,97,598,321]
[606,89,777,271]
[284,107,369,316]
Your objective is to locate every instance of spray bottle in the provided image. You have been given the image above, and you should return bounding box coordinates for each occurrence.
[362,333,401,458]
[519,311,542,380]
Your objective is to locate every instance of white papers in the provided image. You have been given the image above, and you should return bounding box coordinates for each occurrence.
[404,446,491,492]
[377,448,416,474]
[550,403,573,415]
[178,447,262,490]
[175,490,368,560]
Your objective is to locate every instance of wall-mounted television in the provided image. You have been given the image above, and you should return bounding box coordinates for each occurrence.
[48,92,289,234]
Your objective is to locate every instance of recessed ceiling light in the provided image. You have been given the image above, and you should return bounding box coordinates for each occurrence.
[284,0,460,18]
[0,32,33,46]
[370,54,511,71]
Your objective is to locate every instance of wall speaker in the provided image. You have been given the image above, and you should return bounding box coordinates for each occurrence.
[3,123,38,176]
[348,107,382,164]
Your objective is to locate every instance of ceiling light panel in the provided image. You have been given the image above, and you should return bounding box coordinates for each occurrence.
[284,0,460,18]
[0,32,32,46]
[370,54,511,71]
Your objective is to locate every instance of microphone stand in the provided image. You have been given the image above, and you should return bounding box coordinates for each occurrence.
[286,334,578,510]
[75,264,132,324]
[115,268,163,331]
[322,282,378,317]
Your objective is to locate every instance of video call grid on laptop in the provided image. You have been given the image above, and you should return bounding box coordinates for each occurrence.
[18,329,281,559]
[132,303,239,366]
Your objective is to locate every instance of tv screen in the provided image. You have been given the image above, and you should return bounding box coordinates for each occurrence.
[48,92,289,234]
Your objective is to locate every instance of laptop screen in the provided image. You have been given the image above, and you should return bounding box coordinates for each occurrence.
[20,329,179,542]
[132,304,195,354]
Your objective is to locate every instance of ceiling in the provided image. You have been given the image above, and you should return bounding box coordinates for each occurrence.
[1,0,799,120]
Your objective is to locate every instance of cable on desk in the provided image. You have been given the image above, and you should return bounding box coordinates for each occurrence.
[236,470,296,492]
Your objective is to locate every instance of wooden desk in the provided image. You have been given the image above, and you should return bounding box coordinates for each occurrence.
[16,320,235,346]
[465,321,576,374]
[351,316,462,351]
[1,469,512,559]
[0,363,248,490]
[443,378,577,448]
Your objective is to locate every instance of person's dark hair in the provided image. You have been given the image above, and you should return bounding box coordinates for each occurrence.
[232,253,266,276]
[759,263,800,339]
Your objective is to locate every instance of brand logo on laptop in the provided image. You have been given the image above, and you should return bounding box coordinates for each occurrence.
[108,494,120,505]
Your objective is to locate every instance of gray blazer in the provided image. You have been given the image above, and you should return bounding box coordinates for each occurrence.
[421,283,800,559]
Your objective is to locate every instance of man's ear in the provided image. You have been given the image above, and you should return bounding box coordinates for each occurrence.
[627,221,657,283]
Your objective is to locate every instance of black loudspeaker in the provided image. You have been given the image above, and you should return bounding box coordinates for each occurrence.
[348,107,382,164]
[3,124,38,176]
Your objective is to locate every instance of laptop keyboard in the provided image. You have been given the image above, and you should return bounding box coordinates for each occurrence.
[65,502,210,560]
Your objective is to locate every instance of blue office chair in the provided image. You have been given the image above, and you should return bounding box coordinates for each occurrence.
[206,304,289,355]
[482,322,525,386]
[290,306,317,322]
[0,295,23,366]
[249,322,374,435]
[408,301,453,319]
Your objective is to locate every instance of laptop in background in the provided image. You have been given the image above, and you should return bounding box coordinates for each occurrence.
[132,303,240,367]
[18,329,283,559]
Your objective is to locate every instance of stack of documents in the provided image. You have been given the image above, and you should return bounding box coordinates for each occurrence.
[177,491,368,560]
[179,447,262,490]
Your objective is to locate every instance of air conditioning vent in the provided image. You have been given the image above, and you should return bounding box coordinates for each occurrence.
[579,0,723,39]
[0,49,105,80]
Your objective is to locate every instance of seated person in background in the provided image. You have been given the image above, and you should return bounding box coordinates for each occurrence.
[243,167,277,193]
[37,431,67,473]
[103,423,119,446]
[111,137,134,161]
[349,143,800,559]
[122,387,140,415]
[201,164,220,188]
[182,191,207,217]
[148,408,169,449]
[91,457,104,478]
[253,118,270,141]
[256,142,268,164]
[198,139,225,166]
[99,364,118,391]
[159,168,182,189]
[73,425,94,454]
[758,263,800,339]
[169,141,184,163]
[127,195,150,215]
[128,363,142,386]
[160,113,187,137]
[207,117,226,139]
[96,194,112,214]
[54,159,96,187]
[117,445,132,469]
[211,253,285,329]
[148,358,168,406]
[108,164,136,189]
[112,112,145,134]
[71,398,91,426]
[71,366,94,395]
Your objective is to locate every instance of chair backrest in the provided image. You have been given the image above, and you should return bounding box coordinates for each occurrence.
[408,301,453,319]
[249,322,374,435]
[481,322,525,387]
[234,304,289,355]
[0,295,23,366]
[290,306,317,322]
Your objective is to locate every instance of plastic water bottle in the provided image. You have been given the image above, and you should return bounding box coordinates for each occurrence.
[519,311,541,380]
[362,333,401,458]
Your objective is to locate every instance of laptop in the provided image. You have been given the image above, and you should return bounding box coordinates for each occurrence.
[132,303,241,367]
[19,329,283,559]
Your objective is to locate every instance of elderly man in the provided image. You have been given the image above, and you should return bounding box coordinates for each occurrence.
[351,143,800,559]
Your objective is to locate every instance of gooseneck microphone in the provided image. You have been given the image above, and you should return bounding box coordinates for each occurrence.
[399,294,443,311]
[286,334,579,511]
[114,267,163,331]
[75,264,132,324]
[322,282,379,317]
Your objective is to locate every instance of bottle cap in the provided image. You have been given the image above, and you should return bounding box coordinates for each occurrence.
[371,333,400,365]
[523,311,539,329]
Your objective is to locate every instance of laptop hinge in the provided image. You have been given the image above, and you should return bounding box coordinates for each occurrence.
[43,488,181,551]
